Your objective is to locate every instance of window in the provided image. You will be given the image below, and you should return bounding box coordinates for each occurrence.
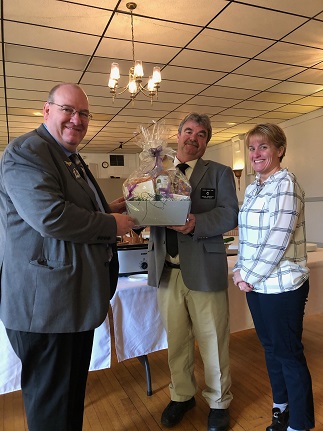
[109,154,124,166]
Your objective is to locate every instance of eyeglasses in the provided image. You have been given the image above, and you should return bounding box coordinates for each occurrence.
[48,102,93,121]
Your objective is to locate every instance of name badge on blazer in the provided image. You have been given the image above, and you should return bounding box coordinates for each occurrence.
[201,188,215,199]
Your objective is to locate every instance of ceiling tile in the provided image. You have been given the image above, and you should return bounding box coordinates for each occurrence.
[288,69,323,86]
[49,0,117,8]
[188,29,273,57]
[274,105,319,114]
[283,20,323,49]
[268,81,323,95]
[234,100,283,110]
[295,96,323,106]
[5,63,82,84]
[4,0,113,34]
[215,74,278,91]
[4,45,89,70]
[104,14,197,46]
[160,66,226,85]
[5,22,101,55]
[188,95,241,108]
[256,42,323,68]
[170,50,246,72]
[235,60,306,80]
[259,111,306,120]
[248,92,305,104]
[201,85,259,99]
[95,38,177,64]
[238,0,323,16]
[118,0,229,26]
[209,3,306,39]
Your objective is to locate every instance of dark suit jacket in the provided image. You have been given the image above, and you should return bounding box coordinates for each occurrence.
[0,125,118,333]
[148,158,239,292]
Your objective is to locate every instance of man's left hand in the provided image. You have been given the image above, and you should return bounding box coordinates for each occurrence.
[168,213,195,235]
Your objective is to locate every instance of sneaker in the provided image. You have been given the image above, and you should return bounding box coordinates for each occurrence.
[208,408,230,431]
[266,407,289,431]
[161,397,196,427]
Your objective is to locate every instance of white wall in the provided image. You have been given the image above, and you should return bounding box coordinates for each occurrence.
[204,139,247,202]
[79,152,139,179]
[281,108,323,247]
[96,177,125,202]
[204,107,323,247]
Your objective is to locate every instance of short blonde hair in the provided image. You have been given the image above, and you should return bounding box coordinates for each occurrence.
[245,123,287,161]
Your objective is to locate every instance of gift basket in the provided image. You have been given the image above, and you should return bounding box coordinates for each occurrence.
[123,121,192,226]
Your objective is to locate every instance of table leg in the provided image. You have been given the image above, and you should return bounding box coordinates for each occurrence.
[137,355,152,396]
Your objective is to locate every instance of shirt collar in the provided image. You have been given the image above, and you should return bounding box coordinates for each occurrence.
[174,157,197,170]
[43,123,74,157]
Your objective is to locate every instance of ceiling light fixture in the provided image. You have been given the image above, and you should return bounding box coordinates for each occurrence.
[108,2,161,105]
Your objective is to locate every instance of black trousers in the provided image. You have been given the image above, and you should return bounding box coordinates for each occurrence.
[6,328,94,431]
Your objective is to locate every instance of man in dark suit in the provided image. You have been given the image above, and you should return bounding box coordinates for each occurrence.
[0,83,135,430]
[147,113,239,431]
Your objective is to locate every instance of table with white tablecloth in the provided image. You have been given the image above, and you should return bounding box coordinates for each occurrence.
[1,250,323,395]
[0,274,167,395]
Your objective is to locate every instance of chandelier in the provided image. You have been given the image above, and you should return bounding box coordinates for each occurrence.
[108,2,162,104]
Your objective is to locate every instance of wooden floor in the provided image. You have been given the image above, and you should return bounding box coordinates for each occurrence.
[1,313,322,431]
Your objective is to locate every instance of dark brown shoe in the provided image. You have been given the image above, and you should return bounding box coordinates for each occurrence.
[208,408,230,431]
[266,407,289,431]
[161,397,196,427]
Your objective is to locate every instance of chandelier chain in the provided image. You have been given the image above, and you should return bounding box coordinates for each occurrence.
[130,10,135,64]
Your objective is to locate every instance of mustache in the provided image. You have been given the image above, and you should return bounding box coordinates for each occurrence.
[184,140,198,147]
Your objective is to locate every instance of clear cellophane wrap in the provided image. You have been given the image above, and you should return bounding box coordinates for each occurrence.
[123,121,191,201]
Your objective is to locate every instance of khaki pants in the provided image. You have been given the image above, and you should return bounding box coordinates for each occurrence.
[157,267,232,409]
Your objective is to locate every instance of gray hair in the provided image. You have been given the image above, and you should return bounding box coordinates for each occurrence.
[178,113,212,143]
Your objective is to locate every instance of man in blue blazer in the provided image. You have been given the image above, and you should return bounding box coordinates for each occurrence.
[0,83,135,430]
[148,113,239,431]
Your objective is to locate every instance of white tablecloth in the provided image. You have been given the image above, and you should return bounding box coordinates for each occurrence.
[0,274,167,395]
[1,250,323,395]
[110,275,167,361]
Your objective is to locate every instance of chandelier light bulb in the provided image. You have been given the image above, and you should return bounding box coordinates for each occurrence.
[108,78,117,90]
[128,79,138,95]
[134,60,144,78]
[110,62,120,80]
[147,76,156,92]
[152,66,161,84]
